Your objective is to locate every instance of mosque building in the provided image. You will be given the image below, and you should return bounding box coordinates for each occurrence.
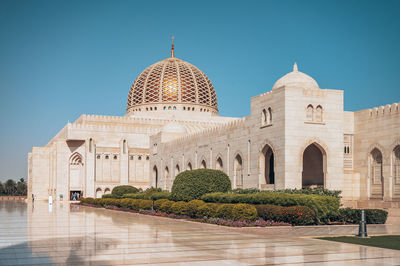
[28,41,400,202]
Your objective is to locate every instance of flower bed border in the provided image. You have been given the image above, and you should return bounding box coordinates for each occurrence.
[80,203,290,227]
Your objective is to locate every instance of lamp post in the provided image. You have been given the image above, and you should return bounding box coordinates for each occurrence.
[357,210,368,237]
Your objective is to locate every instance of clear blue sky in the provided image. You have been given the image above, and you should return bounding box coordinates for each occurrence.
[0,0,399,181]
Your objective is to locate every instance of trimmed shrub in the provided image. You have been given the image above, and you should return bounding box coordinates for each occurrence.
[171,201,189,215]
[187,200,206,218]
[120,198,134,209]
[216,204,235,220]
[123,193,146,199]
[112,185,139,197]
[197,203,219,218]
[154,199,170,211]
[81,197,95,205]
[282,206,315,225]
[231,188,261,194]
[255,204,286,222]
[139,200,153,210]
[274,187,342,199]
[150,191,171,201]
[171,169,231,201]
[142,187,162,199]
[102,194,116,199]
[131,199,142,211]
[255,204,315,225]
[159,200,174,213]
[94,198,102,206]
[201,192,339,223]
[232,204,258,221]
[338,208,388,224]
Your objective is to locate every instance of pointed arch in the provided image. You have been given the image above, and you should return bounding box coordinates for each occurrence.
[233,151,244,188]
[187,161,193,170]
[215,154,224,171]
[70,152,83,165]
[300,141,327,188]
[306,104,314,121]
[369,147,384,199]
[153,165,158,188]
[259,141,276,187]
[200,156,207,169]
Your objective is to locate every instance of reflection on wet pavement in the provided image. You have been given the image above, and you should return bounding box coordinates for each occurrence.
[0,201,400,265]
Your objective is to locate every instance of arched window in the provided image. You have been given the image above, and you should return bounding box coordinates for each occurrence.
[175,164,180,176]
[393,146,400,184]
[153,166,158,188]
[104,188,111,195]
[262,109,267,126]
[267,107,272,124]
[187,162,192,170]
[216,157,223,171]
[165,167,169,190]
[123,140,127,154]
[234,154,243,188]
[89,138,93,153]
[200,160,207,169]
[306,105,314,121]
[316,105,323,122]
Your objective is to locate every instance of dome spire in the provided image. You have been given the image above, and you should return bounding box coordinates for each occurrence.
[171,36,175,58]
[293,62,298,72]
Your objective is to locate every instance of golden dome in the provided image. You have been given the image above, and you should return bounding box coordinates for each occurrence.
[126,44,218,114]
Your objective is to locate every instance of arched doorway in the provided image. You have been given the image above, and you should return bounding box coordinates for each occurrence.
[260,145,275,187]
[216,157,223,171]
[370,148,383,198]
[95,188,102,199]
[164,167,169,190]
[69,152,84,200]
[234,154,243,188]
[393,145,400,198]
[153,166,158,188]
[200,160,207,169]
[302,143,325,188]
[104,188,111,195]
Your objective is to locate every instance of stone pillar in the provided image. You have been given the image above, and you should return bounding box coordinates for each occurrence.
[120,140,129,185]
[85,138,95,198]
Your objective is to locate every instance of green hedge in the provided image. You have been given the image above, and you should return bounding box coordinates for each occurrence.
[337,208,388,224]
[201,192,339,223]
[154,199,170,211]
[112,185,139,197]
[171,169,231,201]
[123,193,146,199]
[255,204,316,225]
[150,191,171,201]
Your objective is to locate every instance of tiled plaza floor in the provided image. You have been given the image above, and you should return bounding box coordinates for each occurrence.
[0,201,399,265]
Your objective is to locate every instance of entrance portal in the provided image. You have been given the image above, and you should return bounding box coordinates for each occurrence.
[70,190,82,201]
[302,143,325,188]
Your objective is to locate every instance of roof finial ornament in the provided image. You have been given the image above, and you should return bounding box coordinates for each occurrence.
[171,36,175,58]
[293,62,298,72]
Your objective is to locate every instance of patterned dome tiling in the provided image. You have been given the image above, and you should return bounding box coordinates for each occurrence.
[127,57,218,113]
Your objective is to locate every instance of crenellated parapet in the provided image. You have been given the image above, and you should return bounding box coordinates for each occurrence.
[356,102,399,119]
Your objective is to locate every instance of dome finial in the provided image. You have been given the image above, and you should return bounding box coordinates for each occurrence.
[171,36,175,58]
[293,62,298,72]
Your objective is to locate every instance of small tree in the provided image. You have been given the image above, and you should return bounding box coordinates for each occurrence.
[5,179,16,195]
[171,169,231,201]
